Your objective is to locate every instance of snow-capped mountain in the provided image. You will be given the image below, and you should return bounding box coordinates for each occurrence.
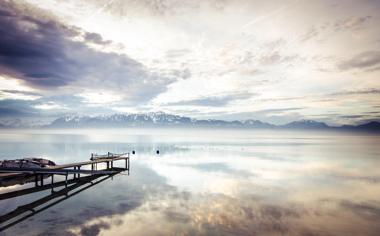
[46,112,274,128]
[1,112,379,131]
[280,120,329,129]
[48,112,193,128]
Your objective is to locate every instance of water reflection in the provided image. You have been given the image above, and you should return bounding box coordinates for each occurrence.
[0,173,117,231]
[0,129,379,235]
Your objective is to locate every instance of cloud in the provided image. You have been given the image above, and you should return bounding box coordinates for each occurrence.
[165,49,192,58]
[0,99,38,117]
[0,1,175,105]
[339,115,366,119]
[300,26,320,42]
[253,107,305,114]
[338,51,380,71]
[164,92,255,107]
[301,16,372,42]
[84,32,112,45]
[34,102,67,110]
[340,200,380,221]
[330,88,380,96]
[80,222,110,236]
[333,16,372,32]
[0,89,41,100]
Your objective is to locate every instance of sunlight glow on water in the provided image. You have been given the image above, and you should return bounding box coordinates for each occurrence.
[0,128,380,235]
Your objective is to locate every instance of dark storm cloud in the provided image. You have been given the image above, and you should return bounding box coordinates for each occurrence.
[0,2,80,87]
[165,92,255,107]
[0,1,174,104]
[338,51,380,71]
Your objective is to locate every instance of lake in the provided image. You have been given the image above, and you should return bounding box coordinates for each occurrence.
[0,128,380,235]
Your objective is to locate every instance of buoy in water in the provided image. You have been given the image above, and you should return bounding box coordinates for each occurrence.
[132,150,135,155]
[156,150,160,155]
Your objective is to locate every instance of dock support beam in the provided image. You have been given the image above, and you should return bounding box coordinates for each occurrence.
[51,174,54,193]
[65,173,68,188]
[35,174,38,187]
[40,174,43,186]
[125,158,130,175]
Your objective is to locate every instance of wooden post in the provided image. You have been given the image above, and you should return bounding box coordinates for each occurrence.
[107,161,109,169]
[51,174,54,193]
[40,174,43,186]
[78,166,81,178]
[65,173,68,188]
[35,174,38,187]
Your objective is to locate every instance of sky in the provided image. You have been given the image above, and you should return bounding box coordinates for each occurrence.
[0,0,380,125]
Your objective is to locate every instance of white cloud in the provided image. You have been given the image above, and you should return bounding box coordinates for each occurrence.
[77,91,122,106]
[34,102,67,110]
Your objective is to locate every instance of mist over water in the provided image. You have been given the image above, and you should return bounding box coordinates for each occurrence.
[0,128,380,235]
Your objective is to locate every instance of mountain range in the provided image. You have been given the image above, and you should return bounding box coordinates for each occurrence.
[0,112,379,132]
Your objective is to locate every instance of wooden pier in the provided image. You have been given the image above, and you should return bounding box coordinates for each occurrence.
[0,152,131,231]
[0,152,130,187]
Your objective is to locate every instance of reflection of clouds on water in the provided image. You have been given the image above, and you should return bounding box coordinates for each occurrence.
[66,186,380,236]
[176,162,256,178]
[80,221,111,236]
[1,164,173,235]
[1,130,380,235]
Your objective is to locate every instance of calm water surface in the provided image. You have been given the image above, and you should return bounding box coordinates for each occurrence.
[0,128,379,235]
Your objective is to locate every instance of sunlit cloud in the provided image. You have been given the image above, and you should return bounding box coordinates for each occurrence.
[34,101,67,110]
[77,91,122,106]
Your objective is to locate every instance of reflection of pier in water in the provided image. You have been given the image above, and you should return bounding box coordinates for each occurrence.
[0,152,131,232]
[0,169,123,231]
